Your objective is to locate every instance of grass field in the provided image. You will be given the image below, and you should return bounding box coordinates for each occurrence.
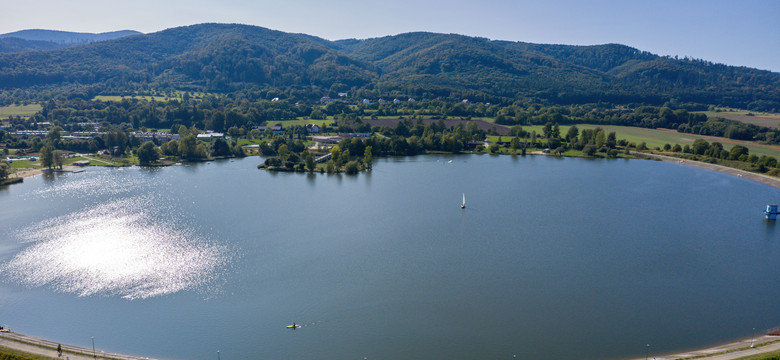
[0,346,49,360]
[497,124,780,159]
[733,349,780,360]
[7,155,120,171]
[0,104,42,119]
[265,118,334,127]
[93,91,214,103]
[695,109,780,129]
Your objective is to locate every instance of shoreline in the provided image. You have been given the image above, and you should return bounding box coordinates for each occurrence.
[637,152,780,189]
[8,165,81,181]
[631,335,780,360]
[2,329,778,360]
[0,331,154,360]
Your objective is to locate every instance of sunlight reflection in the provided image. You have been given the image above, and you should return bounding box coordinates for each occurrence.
[1,198,227,299]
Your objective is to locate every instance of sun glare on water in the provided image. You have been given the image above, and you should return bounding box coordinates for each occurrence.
[1,198,228,300]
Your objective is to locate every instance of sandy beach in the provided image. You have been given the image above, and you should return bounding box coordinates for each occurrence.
[10,168,44,179]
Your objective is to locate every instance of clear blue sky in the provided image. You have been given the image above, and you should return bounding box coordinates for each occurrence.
[2,0,778,72]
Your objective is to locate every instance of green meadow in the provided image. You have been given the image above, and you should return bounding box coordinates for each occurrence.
[92,91,214,103]
[0,104,42,119]
[266,118,333,127]
[498,124,780,159]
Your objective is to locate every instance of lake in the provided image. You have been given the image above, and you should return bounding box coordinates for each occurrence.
[1,154,779,360]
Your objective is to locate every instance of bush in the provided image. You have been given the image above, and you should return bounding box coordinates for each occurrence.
[582,145,596,156]
[344,160,360,174]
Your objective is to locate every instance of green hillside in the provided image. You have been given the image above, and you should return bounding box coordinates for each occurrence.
[0,23,778,110]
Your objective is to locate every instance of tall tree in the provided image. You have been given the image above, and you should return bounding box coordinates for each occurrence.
[363,145,373,170]
[565,125,579,142]
[178,135,198,160]
[53,150,65,169]
[0,159,9,181]
[40,143,54,169]
[210,137,231,157]
[137,141,160,165]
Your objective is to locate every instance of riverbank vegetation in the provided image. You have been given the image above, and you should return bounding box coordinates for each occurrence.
[1,95,779,178]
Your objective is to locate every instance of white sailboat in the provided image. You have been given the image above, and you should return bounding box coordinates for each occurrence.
[461,193,466,209]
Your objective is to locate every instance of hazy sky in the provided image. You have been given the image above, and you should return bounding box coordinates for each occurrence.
[2,0,778,72]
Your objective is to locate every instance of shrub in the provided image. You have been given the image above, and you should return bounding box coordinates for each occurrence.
[344,160,360,174]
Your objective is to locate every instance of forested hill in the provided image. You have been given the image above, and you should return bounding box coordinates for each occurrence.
[0,37,67,53]
[336,33,780,109]
[0,24,376,91]
[0,23,778,110]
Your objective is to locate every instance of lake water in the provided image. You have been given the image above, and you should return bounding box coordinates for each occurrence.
[1,154,779,360]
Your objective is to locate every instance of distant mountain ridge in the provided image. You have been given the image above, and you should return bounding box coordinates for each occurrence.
[0,23,777,110]
[0,29,141,44]
[0,29,141,53]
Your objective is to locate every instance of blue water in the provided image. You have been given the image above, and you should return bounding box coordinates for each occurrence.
[1,154,778,360]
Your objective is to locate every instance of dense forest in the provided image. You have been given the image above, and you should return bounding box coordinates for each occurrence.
[0,23,778,111]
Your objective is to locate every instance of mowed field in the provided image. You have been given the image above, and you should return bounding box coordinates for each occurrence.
[695,109,780,129]
[518,124,780,159]
[92,92,214,102]
[267,119,334,127]
[0,104,42,119]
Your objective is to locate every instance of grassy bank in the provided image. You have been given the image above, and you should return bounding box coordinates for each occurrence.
[0,346,49,360]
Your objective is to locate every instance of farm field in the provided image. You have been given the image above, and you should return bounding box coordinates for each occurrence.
[513,124,780,159]
[695,109,780,129]
[267,118,334,127]
[0,104,42,119]
[92,91,214,103]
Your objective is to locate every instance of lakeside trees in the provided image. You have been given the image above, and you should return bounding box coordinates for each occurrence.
[1,92,779,178]
[0,159,9,181]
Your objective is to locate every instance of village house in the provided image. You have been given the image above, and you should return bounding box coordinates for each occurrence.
[255,125,283,134]
[196,131,224,140]
[134,132,182,142]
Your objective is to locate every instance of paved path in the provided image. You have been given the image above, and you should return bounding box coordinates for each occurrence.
[0,331,154,360]
[630,335,780,360]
